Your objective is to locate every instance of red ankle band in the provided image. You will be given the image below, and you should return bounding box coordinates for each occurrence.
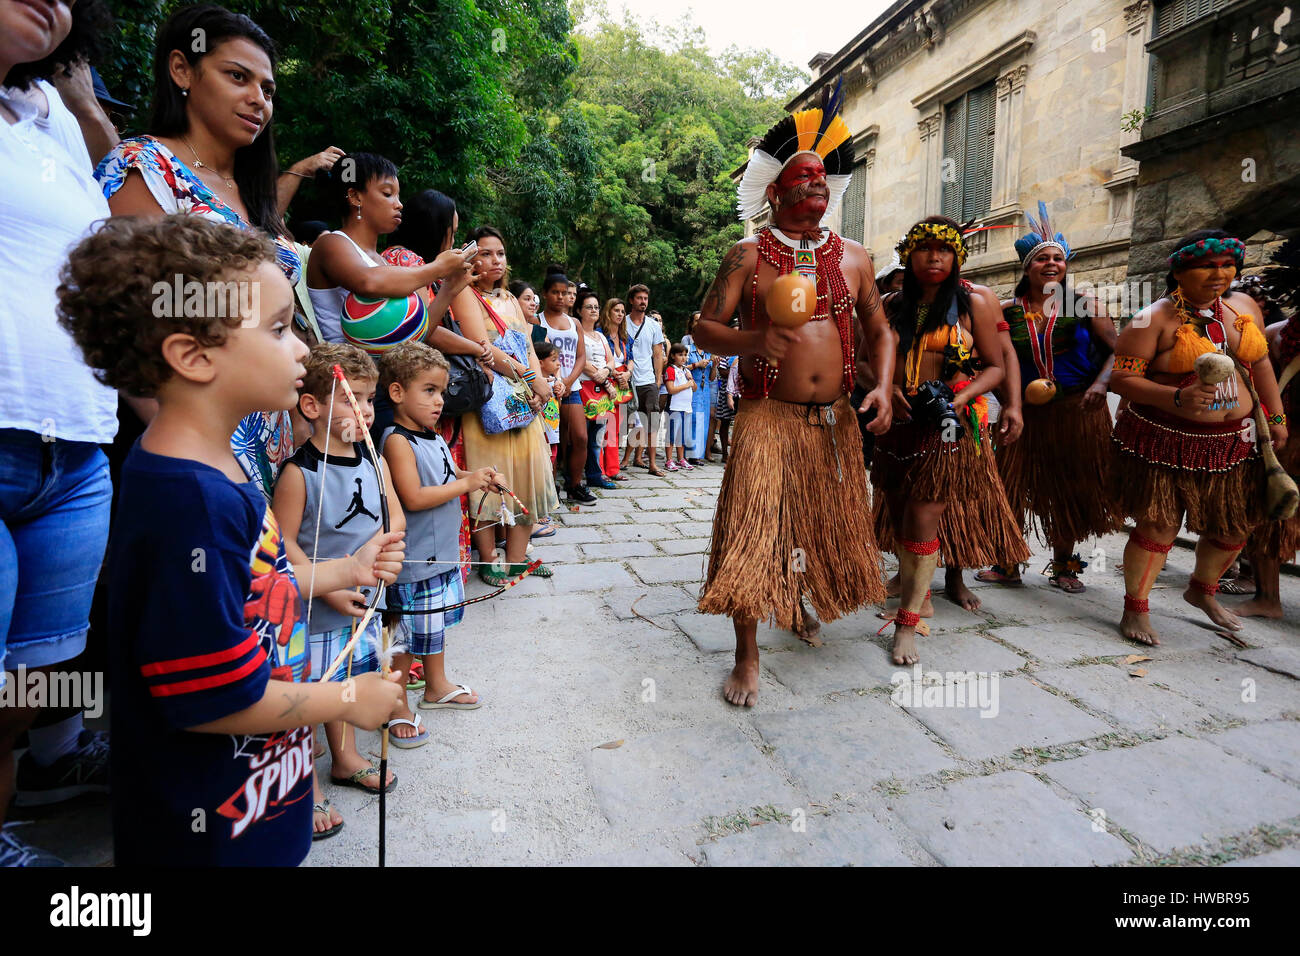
[1206,537,1244,552]
[895,608,921,627]
[925,589,932,599]
[1132,532,1173,554]
[1189,577,1219,595]
[1124,594,1149,614]
[902,538,940,556]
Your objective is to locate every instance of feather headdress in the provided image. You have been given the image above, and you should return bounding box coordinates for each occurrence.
[736,78,856,226]
[1013,200,1072,266]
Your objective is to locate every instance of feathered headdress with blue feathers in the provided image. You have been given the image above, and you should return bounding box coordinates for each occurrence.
[1013,201,1072,267]
[736,78,855,227]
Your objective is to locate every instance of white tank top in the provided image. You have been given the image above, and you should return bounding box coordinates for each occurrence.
[307,230,377,343]
[543,313,579,379]
[579,329,608,381]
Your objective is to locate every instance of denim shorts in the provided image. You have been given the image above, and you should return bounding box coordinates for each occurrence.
[667,409,690,447]
[561,392,582,406]
[0,429,112,687]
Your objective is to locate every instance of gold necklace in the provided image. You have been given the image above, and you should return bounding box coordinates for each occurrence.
[183,137,236,189]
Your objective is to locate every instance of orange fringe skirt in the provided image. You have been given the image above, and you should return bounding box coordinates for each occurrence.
[871,415,1031,568]
[699,396,886,628]
[995,394,1123,547]
[1111,404,1265,539]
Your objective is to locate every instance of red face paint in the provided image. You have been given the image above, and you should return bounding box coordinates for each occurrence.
[774,154,829,219]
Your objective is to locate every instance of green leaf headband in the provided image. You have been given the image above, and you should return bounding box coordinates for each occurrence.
[1168,236,1245,270]
[897,222,968,267]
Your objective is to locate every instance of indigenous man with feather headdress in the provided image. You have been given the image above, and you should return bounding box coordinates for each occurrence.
[693,82,895,707]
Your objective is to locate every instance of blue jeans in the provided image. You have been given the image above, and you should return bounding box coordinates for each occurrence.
[0,429,112,687]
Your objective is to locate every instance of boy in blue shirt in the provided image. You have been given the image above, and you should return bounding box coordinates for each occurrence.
[56,215,406,865]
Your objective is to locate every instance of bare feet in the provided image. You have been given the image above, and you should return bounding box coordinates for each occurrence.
[1233,597,1283,619]
[723,657,760,707]
[945,570,982,612]
[891,625,919,665]
[1183,587,1243,631]
[1120,610,1161,645]
[795,599,823,646]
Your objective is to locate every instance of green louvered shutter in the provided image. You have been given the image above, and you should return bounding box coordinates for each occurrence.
[840,160,868,243]
[941,94,966,221]
[963,81,996,222]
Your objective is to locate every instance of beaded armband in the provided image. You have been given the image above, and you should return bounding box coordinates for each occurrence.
[520,369,537,383]
[1113,355,1149,376]
[996,320,1010,333]
[1266,411,1288,427]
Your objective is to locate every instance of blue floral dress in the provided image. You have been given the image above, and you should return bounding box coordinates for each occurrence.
[97,136,303,499]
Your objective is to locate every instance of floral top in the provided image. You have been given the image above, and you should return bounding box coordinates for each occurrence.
[96,136,302,500]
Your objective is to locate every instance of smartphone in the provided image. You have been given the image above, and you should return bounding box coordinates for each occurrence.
[461,240,478,258]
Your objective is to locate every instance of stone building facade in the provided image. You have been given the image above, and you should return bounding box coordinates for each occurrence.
[740,0,1158,304]
[1122,0,1298,291]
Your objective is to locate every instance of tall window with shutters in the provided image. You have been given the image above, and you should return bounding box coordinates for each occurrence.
[941,81,996,223]
[839,159,869,245]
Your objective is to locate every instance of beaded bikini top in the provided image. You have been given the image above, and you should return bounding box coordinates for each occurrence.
[744,226,856,399]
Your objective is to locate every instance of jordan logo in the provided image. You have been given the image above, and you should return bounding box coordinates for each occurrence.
[336,477,379,529]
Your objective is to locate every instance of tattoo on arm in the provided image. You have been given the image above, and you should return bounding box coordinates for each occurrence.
[702,245,746,319]
[278,690,309,721]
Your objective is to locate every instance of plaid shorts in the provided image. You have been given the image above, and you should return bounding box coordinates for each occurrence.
[391,569,464,657]
[307,614,382,682]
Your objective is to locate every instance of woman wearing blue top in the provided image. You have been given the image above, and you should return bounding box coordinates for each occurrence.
[680,311,714,465]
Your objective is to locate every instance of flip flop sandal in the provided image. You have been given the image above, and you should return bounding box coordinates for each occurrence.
[331,766,397,794]
[312,803,344,841]
[418,684,482,711]
[530,523,558,539]
[974,566,1023,586]
[479,566,509,587]
[1049,574,1087,594]
[512,561,552,578]
[406,660,426,691]
[387,713,430,749]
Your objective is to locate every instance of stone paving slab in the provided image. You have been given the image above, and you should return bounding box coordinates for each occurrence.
[586,498,636,511]
[754,695,957,798]
[1136,658,1300,721]
[629,555,709,584]
[989,619,1139,665]
[902,676,1112,761]
[579,540,658,560]
[1045,736,1300,852]
[583,724,797,830]
[686,508,717,521]
[602,586,699,621]
[545,561,637,591]
[701,810,922,866]
[1033,664,1223,733]
[657,537,712,556]
[762,643,897,696]
[890,770,1133,866]
[559,510,628,526]
[546,526,607,544]
[619,523,674,542]
[1224,846,1300,867]
[1236,646,1300,680]
[673,612,801,653]
[1207,720,1300,784]
[676,521,714,537]
[632,494,700,510]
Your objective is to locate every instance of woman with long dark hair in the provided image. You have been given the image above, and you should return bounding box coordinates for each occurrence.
[96,4,344,496]
[976,204,1122,592]
[538,271,592,504]
[871,216,1029,666]
[1109,229,1286,645]
[599,298,631,480]
[451,226,558,584]
[576,287,621,489]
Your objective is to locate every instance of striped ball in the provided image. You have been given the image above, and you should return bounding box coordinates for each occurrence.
[341,292,428,354]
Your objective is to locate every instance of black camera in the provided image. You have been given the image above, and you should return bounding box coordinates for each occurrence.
[911,380,964,438]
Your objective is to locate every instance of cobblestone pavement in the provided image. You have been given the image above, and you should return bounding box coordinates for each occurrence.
[22,460,1300,866]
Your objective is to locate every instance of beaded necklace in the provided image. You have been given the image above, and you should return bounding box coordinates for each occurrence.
[744,227,855,399]
[1171,288,1238,410]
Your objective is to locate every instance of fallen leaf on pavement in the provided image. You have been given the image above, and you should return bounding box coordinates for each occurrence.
[594,739,624,750]
[1129,668,1147,678]
[1124,655,1153,664]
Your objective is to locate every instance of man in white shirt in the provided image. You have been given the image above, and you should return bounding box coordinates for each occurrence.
[623,284,667,475]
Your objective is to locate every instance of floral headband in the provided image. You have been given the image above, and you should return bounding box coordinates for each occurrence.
[1168,236,1245,270]
[897,222,968,267]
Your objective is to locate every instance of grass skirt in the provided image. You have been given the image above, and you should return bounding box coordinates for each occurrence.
[699,396,885,627]
[871,416,1031,568]
[1111,404,1264,539]
[1245,434,1300,562]
[995,394,1123,546]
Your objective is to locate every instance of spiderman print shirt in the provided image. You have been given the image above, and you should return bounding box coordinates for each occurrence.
[107,443,313,866]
